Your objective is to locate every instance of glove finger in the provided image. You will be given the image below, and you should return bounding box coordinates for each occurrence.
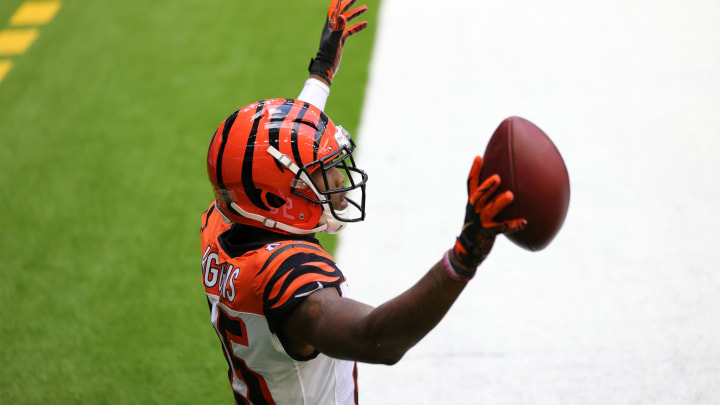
[471,174,500,210]
[481,189,514,224]
[344,5,368,22]
[490,218,527,235]
[466,156,483,194]
[504,218,527,234]
[341,0,358,13]
[483,218,527,235]
[342,21,367,42]
[328,0,343,30]
[334,14,348,34]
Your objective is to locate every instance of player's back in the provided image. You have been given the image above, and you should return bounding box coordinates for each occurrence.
[200,202,358,404]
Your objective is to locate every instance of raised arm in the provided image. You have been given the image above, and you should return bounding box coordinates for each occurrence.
[308,0,367,86]
[298,0,368,110]
[282,157,526,364]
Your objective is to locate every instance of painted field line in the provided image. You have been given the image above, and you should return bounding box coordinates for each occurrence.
[10,1,61,26]
[0,28,39,55]
[0,2,61,86]
[0,60,12,83]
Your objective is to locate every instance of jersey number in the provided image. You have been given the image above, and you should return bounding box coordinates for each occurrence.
[215,307,275,405]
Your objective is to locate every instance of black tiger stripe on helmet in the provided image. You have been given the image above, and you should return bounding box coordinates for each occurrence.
[291,102,312,167]
[268,99,297,171]
[241,100,271,211]
[312,112,329,162]
[215,109,240,205]
[207,98,367,234]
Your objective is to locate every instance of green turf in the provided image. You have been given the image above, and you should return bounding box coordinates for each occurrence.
[0,0,378,402]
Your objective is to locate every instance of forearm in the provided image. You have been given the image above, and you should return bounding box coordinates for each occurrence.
[359,260,467,363]
[308,259,468,365]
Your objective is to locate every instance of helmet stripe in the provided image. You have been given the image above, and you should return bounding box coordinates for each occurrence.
[242,101,271,211]
[216,109,240,203]
[290,102,310,167]
[268,99,295,171]
[313,112,329,162]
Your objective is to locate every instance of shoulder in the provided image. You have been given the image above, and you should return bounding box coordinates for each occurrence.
[256,240,333,272]
[255,240,341,294]
[254,240,344,333]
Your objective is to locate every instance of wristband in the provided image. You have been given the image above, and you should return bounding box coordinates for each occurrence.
[443,250,476,282]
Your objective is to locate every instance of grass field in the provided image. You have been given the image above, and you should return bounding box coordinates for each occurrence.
[0,1,378,402]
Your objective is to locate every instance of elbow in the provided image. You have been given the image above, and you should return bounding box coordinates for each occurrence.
[369,344,406,365]
[380,353,403,366]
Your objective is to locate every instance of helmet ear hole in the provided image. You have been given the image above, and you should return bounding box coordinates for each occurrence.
[265,192,286,209]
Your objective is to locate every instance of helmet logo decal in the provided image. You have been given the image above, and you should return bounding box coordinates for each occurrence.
[241,100,271,211]
[281,193,295,220]
[215,109,240,204]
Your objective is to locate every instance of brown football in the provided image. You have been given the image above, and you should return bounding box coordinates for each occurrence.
[479,117,570,251]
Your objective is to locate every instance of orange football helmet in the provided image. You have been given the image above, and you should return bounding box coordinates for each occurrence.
[207,98,367,234]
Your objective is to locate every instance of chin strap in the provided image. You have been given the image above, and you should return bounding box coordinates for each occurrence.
[228,201,327,234]
[323,215,345,234]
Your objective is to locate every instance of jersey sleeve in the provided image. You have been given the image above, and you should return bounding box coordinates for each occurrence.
[254,242,344,334]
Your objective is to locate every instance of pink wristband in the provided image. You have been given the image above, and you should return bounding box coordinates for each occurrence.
[443,250,475,282]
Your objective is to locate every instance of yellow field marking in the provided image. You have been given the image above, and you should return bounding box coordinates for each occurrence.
[0,29,39,55]
[10,1,62,26]
[0,60,12,83]
[0,2,61,87]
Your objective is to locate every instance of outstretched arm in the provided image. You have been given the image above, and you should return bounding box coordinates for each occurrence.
[282,157,526,364]
[284,260,466,364]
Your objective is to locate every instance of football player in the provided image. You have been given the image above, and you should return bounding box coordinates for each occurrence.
[201,1,526,403]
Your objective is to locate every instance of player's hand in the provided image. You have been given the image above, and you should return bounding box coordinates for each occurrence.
[308,0,368,86]
[452,156,527,271]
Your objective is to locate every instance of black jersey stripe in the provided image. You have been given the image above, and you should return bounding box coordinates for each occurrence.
[264,253,342,306]
[255,243,324,276]
[262,252,343,333]
[242,101,270,211]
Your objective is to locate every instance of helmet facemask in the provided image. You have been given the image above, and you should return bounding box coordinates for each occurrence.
[291,126,367,233]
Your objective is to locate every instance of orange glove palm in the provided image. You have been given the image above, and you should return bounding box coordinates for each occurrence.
[453,156,526,271]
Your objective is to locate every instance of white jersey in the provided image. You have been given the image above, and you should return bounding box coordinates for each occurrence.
[201,203,359,404]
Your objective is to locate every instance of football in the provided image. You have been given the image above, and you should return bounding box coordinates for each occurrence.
[479,117,570,251]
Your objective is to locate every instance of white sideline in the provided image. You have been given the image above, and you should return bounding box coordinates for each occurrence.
[337,0,720,403]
